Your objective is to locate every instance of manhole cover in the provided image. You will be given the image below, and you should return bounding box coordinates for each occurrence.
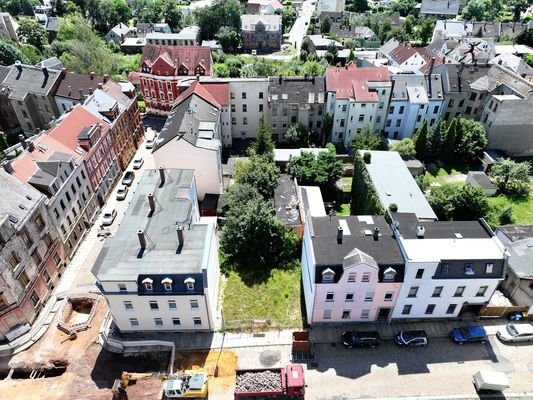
[259,350,281,367]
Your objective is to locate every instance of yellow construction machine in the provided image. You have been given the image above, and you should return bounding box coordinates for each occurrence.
[112,371,167,399]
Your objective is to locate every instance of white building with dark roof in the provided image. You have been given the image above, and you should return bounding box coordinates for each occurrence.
[92,168,219,332]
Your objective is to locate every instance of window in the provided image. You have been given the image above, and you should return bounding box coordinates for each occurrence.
[325,292,334,302]
[243,117,248,125]
[163,281,172,291]
[476,286,488,297]
[144,281,153,291]
[193,317,202,326]
[43,270,51,284]
[0,296,7,311]
[323,309,332,319]
[389,106,394,114]
[441,263,449,274]
[454,286,465,297]
[399,106,404,114]
[231,104,235,112]
[432,286,443,297]
[358,114,364,122]
[415,269,424,279]
[149,301,159,310]
[425,304,436,315]
[154,318,163,327]
[342,310,351,319]
[345,293,354,302]
[458,99,464,107]
[376,116,381,123]
[464,263,474,275]
[168,300,177,310]
[53,253,61,267]
[362,273,370,282]
[364,292,374,302]
[384,291,394,301]
[259,92,264,99]
[339,119,345,127]
[124,301,134,311]
[417,114,422,122]
[386,120,391,127]
[430,118,435,126]
[347,273,356,282]
[259,104,263,112]
[469,92,477,101]
[230,92,235,99]
[241,92,246,99]
[446,304,457,314]
[21,230,33,248]
[383,268,396,282]
[34,214,45,231]
[54,208,59,218]
[31,249,42,265]
[8,252,20,269]
[66,216,72,226]
[30,291,40,307]
[322,269,335,283]
[465,106,472,115]
[272,107,277,117]
[185,278,195,291]
[44,233,53,248]
[395,119,401,127]
[231,117,236,125]
[408,287,418,298]
[402,305,412,315]
[341,104,347,112]
[130,318,139,327]
[379,102,384,109]
[65,192,71,202]
[18,271,30,287]
[485,263,493,273]
[190,300,199,310]
[118,283,127,292]
[242,104,247,112]
[448,99,454,107]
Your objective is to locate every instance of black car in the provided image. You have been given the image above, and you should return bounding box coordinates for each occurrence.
[342,331,382,348]
[394,330,428,347]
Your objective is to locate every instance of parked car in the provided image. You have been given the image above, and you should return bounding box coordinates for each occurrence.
[132,157,144,169]
[101,209,117,226]
[116,185,129,201]
[473,370,510,392]
[122,171,135,186]
[342,331,382,348]
[497,323,533,343]
[145,139,155,149]
[450,326,487,344]
[394,330,428,347]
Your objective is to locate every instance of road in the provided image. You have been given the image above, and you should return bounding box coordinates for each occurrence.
[288,0,316,53]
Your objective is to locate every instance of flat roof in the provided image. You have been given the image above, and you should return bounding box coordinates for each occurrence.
[92,169,212,282]
[361,151,437,220]
[506,238,533,279]
[274,174,301,226]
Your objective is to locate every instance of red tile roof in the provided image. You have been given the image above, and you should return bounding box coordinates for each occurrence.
[11,134,83,183]
[325,64,390,101]
[389,43,420,64]
[128,71,141,85]
[417,50,446,74]
[46,105,110,152]
[175,81,221,109]
[201,82,230,107]
[140,45,213,76]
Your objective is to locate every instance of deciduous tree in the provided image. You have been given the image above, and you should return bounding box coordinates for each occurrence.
[412,119,428,159]
[216,26,240,53]
[490,158,531,196]
[0,41,30,65]
[320,16,331,34]
[389,138,416,159]
[234,154,280,199]
[429,185,488,220]
[287,146,343,187]
[16,19,48,51]
[352,125,383,152]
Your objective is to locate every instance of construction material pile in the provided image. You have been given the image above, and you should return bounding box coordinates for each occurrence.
[235,370,282,393]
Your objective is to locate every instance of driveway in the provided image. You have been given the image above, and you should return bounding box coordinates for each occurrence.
[288,0,315,53]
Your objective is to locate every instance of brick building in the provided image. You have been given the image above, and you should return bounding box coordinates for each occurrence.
[241,14,282,54]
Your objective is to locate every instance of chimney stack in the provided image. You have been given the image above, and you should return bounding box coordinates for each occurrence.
[98,82,103,89]
[90,71,96,80]
[137,229,147,249]
[373,227,380,240]
[26,139,35,152]
[79,88,84,99]
[19,134,27,149]
[148,193,155,212]
[89,87,93,95]
[2,161,13,174]
[103,74,109,83]
[177,225,184,246]
[337,226,343,244]
[159,166,165,184]
[416,226,425,238]
[15,60,22,73]
[42,66,48,79]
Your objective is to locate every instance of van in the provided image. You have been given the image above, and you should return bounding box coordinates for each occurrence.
[473,371,510,392]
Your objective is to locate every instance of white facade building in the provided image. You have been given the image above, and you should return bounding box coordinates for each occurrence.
[228,79,270,140]
[92,168,219,332]
[390,213,507,320]
[317,0,346,15]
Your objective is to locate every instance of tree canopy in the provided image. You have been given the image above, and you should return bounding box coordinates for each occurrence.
[428,185,488,221]
[233,154,280,199]
[389,138,416,160]
[352,125,383,152]
[0,41,30,65]
[249,115,275,160]
[287,146,343,187]
[320,16,331,34]
[17,19,48,51]
[461,0,500,21]
[194,0,243,40]
[412,120,429,159]
[489,158,531,197]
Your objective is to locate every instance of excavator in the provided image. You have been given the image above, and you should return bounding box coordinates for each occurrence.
[112,366,208,400]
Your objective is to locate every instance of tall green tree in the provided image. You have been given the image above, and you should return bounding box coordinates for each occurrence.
[0,41,30,65]
[389,138,416,159]
[16,19,48,51]
[285,124,309,147]
[390,0,417,16]
[234,154,280,199]
[490,158,531,196]
[417,17,435,45]
[427,120,445,159]
[287,147,343,187]
[162,0,182,31]
[443,118,457,161]
[352,0,369,12]
[249,115,275,160]
[320,16,331,34]
[352,125,383,152]
[195,0,242,40]
[429,185,488,220]
[216,26,240,53]
[412,120,429,159]
[455,118,488,163]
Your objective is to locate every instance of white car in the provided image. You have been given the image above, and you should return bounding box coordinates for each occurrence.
[145,139,155,149]
[132,158,144,169]
[497,323,533,343]
[101,209,117,226]
[116,185,129,201]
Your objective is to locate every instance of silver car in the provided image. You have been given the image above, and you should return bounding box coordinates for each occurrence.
[497,323,533,343]
[101,209,117,226]
[116,185,129,201]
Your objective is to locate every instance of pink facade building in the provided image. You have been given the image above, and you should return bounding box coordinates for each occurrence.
[302,215,404,323]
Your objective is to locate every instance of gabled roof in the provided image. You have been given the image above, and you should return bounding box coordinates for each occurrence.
[140,45,213,76]
[0,170,43,230]
[325,63,390,101]
[108,22,130,37]
[241,14,281,31]
[3,64,62,99]
[420,0,462,15]
[46,104,109,152]
[489,54,533,77]
[56,72,110,100]
[389,43,422,64]
[467,171,497,190]
[201,82,230,106]
[470,64,533,96]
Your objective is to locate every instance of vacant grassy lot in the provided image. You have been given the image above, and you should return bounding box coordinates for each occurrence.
[341,177,352,192]
[487,195,533,225]
[424,167,467,187]
[221,266,303,332]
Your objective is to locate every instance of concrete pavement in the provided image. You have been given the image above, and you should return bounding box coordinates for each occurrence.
[288,0,315,53]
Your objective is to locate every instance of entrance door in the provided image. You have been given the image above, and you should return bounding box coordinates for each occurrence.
[377,308,390,321]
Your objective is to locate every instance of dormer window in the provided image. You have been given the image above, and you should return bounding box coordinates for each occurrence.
[184,277,195,291]
[383,267,397,282]
[195,65,205,76]
[464,264,475,276]
[321,268,335,283]
[162,277,172,291]
[142,277,153,291]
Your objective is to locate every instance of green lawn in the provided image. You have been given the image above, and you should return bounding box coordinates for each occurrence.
[424,167,467,187]
[487,195,533,225]
[337,203,350,216]
[221,266,303,332]
[341,177,352,193]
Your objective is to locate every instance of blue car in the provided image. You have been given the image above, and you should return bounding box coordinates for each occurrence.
[450,326,487,344]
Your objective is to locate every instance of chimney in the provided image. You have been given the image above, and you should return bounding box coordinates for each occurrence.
[103,74,109,83]
[26,139,35,152]
[61,68,67,78]
[177,225,184,246]
[416,226,425,238]
[373,227,380,241]
[279,74,282,85]
[89,87,93,95]
[196,74,199,81]
[428,57,435,97]
[98,82,103,89]
[90,71,96,80]
[148,193,155,212]
[15,60,22,73]
[337,226,343,244]
[137,229,147,249]
[19,134,27,149]
[159,166,165,184]
[42,66,48,79]
[79,88,83,99]
[2,160,13,174]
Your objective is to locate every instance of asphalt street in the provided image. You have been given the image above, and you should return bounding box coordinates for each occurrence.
[288,0,315,53]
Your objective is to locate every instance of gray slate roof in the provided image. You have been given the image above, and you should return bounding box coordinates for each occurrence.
[92,169,212,282]
[506,238,533,279]
[274,174,300,226]
[467,171,496,190]
[268,76,325,103]
[3,64,62,100]
[0,170,43,230]
[496,225,533,243]
[29,151,73,187]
